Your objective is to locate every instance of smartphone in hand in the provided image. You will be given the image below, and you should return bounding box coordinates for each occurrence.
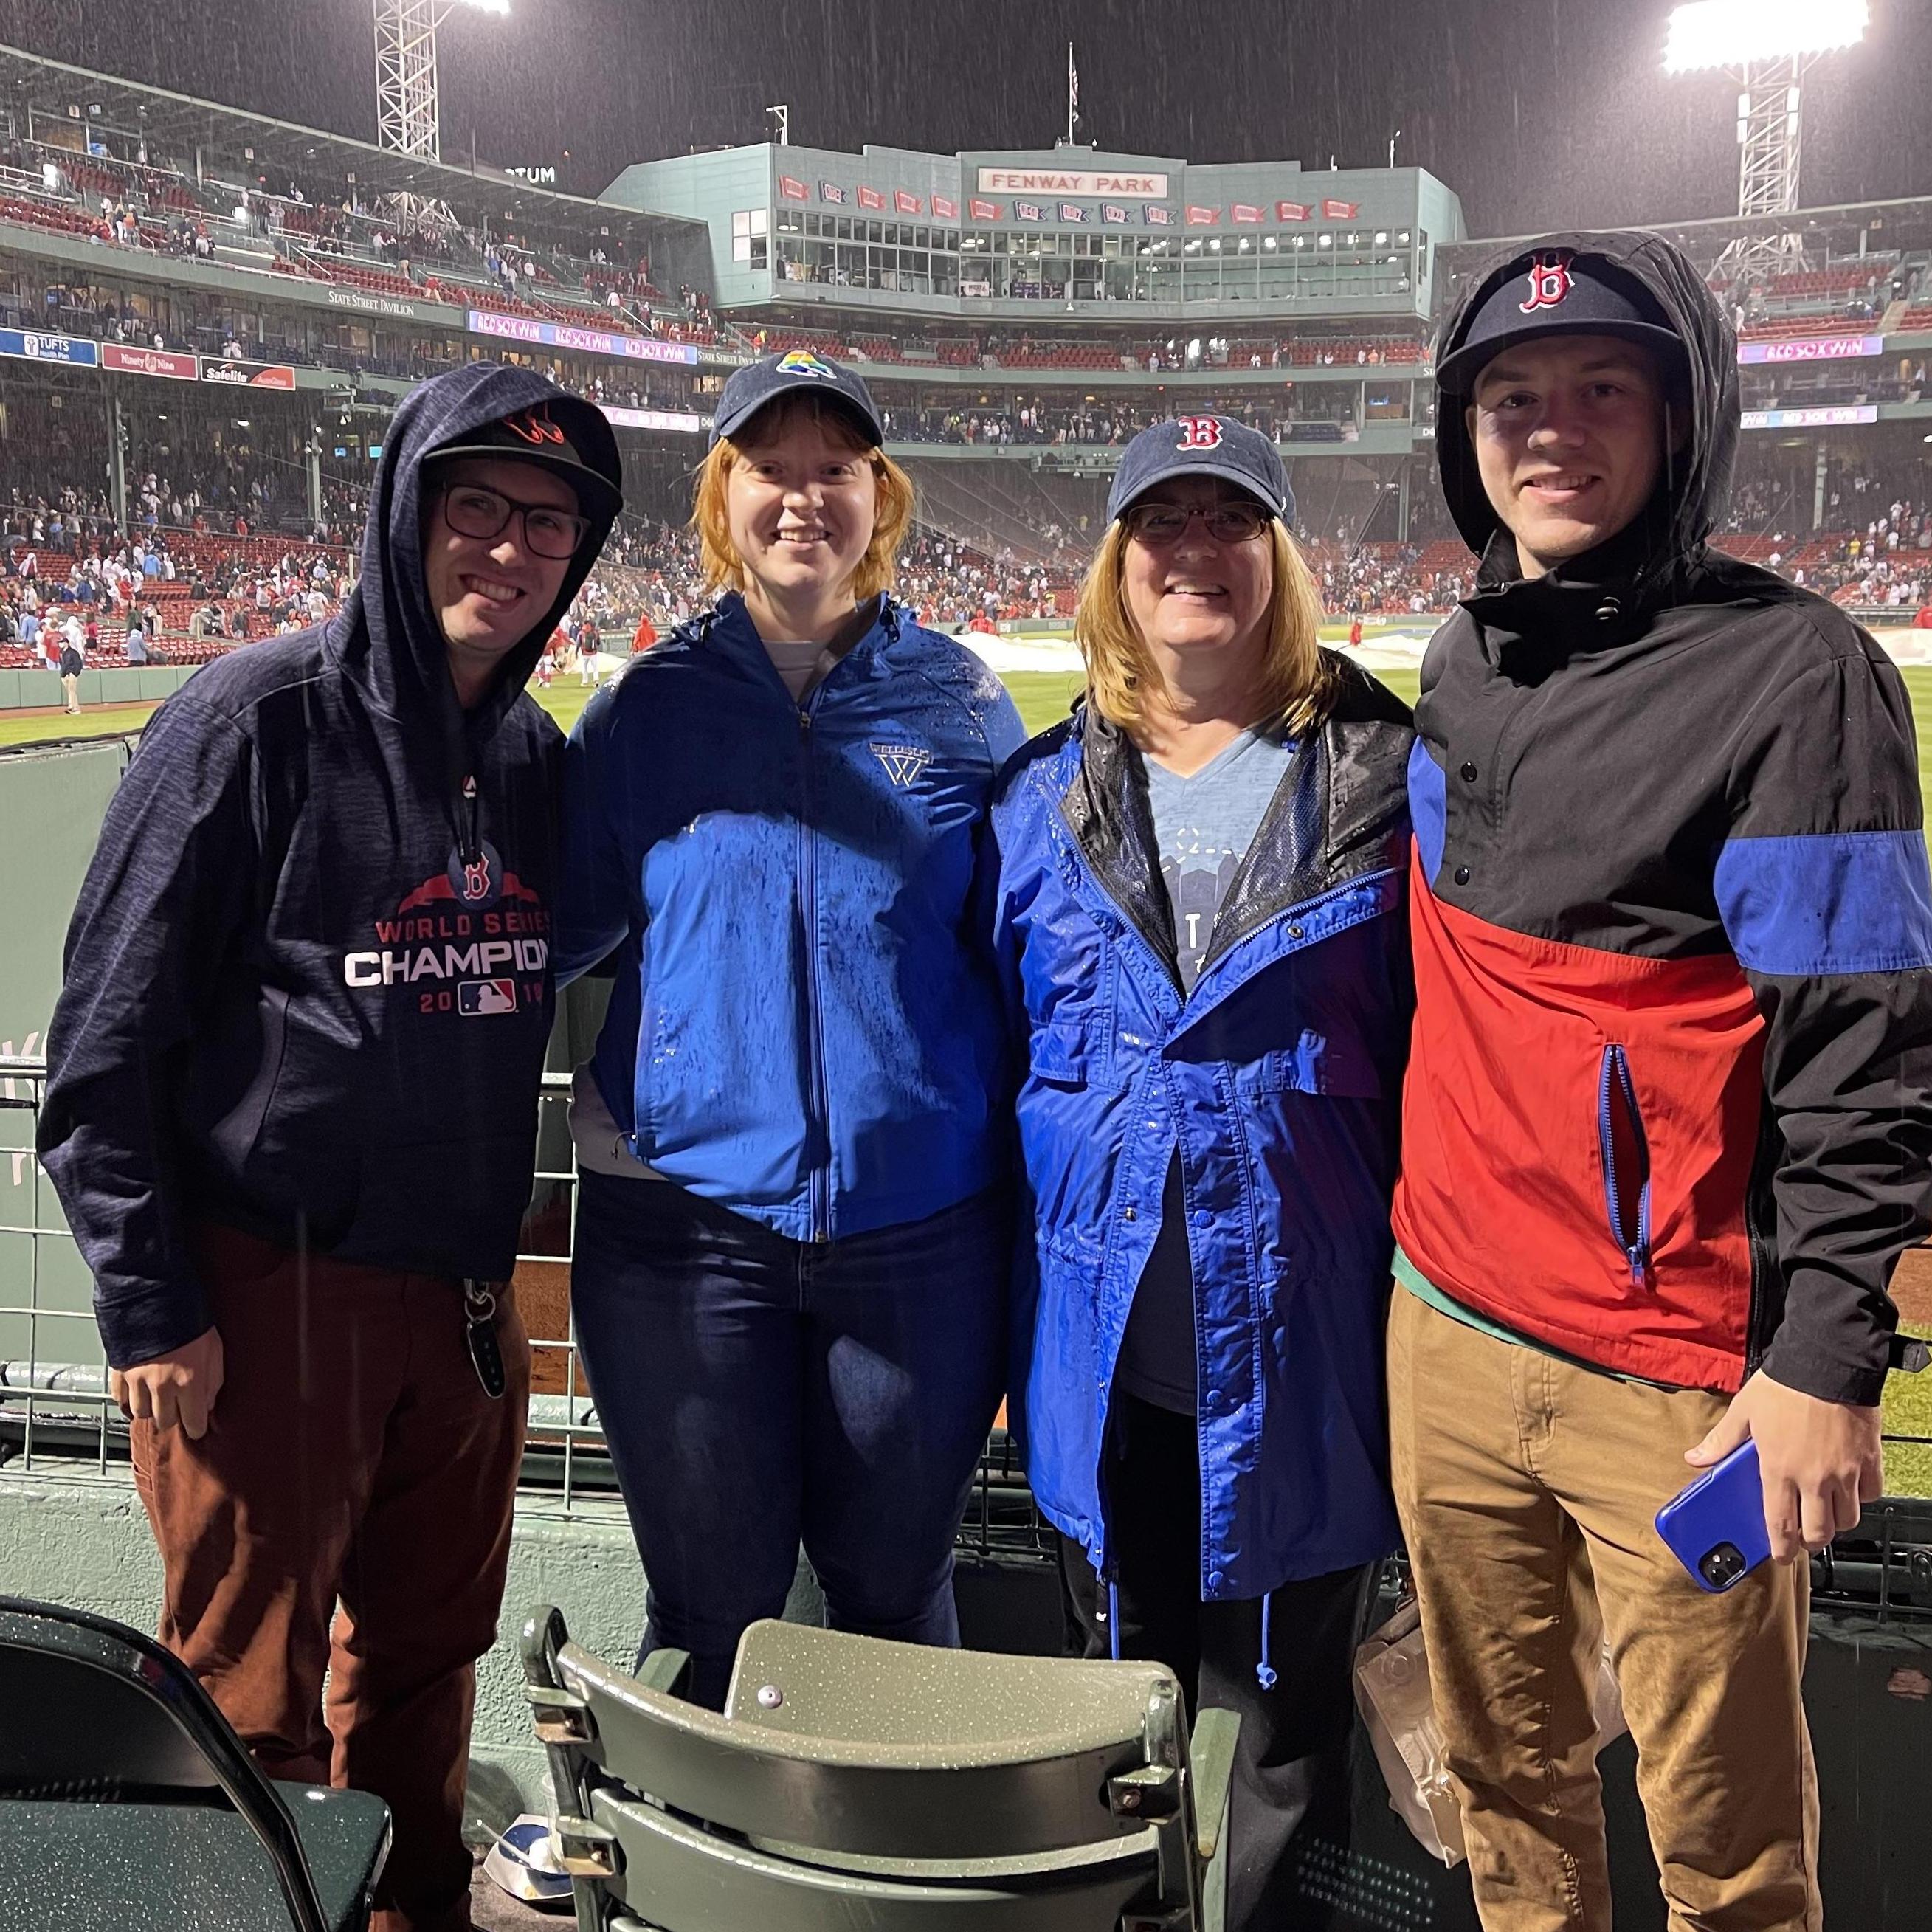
[1655,1439,1772,1592]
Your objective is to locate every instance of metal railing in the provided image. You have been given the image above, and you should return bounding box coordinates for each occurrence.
[0,1055,615,1516]
[0,1052,1051,1559]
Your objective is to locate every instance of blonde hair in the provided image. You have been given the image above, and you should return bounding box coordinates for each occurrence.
[1075,516,1336,735]
[691,393,915,603]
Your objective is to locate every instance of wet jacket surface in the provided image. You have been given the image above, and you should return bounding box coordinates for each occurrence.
[1397,230,1932,1402]
[992,664,1413,1598]
[556,592,1027,1241]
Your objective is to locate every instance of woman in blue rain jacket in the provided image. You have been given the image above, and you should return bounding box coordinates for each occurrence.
[556,353,1026,1710]
[989,416,1412,1931]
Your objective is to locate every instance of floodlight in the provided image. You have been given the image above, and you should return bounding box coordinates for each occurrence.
[1664,0,1867,72]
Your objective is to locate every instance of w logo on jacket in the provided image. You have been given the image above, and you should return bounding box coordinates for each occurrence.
[871,742,932,788]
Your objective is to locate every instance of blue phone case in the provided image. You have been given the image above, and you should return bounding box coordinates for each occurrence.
[1655,1439,1772,1593]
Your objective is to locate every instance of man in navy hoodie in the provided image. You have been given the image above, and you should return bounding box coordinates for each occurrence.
[39,365,622,1932]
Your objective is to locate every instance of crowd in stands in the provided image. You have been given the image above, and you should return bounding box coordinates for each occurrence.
[0,132,723,351]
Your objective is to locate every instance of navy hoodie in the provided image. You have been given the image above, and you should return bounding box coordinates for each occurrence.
[39,364,621,1369]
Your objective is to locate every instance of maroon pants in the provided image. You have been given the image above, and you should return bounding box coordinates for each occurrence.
[131,1224,530,1932]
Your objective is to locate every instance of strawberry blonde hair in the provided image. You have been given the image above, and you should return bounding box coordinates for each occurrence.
[691,392,915,601]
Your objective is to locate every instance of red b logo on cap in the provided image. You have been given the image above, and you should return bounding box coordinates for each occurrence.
[1176,415,1224,449]
[505,407,565,446]
[1519,251,1573,314]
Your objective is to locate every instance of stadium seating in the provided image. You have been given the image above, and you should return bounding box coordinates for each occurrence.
[521,1603,1238,1932]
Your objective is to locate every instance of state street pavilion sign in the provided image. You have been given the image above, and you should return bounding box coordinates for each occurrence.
[975,168,1168,199]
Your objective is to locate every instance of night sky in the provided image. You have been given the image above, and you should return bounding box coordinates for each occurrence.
[9,0,1928,239]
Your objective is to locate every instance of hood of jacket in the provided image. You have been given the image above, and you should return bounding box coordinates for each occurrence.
[1434,230,1739,601]
[327,362,621,752]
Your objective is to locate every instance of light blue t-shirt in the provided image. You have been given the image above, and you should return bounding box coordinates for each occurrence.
[1117,727,1297,1414]
[1145,728,1297,993]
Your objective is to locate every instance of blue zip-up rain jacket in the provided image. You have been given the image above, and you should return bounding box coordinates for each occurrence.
[990,660,1413,1598]
[556,593,1027,1240]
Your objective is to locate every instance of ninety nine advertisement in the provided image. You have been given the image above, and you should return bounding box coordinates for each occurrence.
[101,344,199,380]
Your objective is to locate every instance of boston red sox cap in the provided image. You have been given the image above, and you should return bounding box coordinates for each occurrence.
[1106,415,1294,526]
[426,396,624,522]
[1436,247,1688,395]
[711,348,886,448]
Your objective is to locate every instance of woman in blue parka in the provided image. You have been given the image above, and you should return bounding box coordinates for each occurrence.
[556,353,1026,1709]
[990,417,1412,1930]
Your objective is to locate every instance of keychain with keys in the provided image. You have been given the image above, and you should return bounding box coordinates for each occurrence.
[463,1278,507,1400]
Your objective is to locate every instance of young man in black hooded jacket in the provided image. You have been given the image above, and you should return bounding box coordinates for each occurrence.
[39,364,622,1932]
[1390,232,1932,1927]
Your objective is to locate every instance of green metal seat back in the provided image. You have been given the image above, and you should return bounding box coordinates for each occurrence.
[555,1629,1176,1862]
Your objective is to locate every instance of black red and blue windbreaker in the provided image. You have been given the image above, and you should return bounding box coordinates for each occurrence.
[1395,230,1932,1405]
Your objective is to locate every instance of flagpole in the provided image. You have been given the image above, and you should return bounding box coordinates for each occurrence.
[1066,42,1077,147]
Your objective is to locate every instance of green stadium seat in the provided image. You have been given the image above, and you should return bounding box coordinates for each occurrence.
[520,1601,1240,1931]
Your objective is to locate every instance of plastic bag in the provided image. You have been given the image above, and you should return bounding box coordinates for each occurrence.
[1353,1596,1628,1867]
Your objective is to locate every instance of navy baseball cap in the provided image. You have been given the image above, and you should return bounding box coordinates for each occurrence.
[1106,415,1293,526]
[426,397,624,522]
[1436,248,1687,395]
[711,349,885,448]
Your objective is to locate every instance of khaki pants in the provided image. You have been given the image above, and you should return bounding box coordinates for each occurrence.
[1387,1287,1820,1932]
[131,1224,530,1932]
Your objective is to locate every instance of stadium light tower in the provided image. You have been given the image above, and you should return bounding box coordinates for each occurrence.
[1664,0,1870,283]
[373,0,508,168]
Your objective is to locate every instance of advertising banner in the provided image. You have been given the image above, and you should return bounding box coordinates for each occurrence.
[468,309,700,368]
[0,328,97,368]
[200,359,297,388]
[1739,404,1880,429]
[102,343,198,380]
[600,405,705,433]
[1736,334,1885,365]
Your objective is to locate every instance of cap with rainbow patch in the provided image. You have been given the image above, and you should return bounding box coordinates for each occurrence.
[710,348,885,448]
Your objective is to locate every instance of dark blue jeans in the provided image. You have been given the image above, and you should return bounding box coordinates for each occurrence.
[571,1170,1010,1709]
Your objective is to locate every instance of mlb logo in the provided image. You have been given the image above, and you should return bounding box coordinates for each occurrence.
[458,979,518,1016]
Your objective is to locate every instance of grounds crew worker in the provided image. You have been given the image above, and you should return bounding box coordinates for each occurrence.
[39,364,621,1932]
[1391,230,1932,1929]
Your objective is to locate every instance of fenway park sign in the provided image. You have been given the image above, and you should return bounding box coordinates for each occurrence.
[976,168,1168,199]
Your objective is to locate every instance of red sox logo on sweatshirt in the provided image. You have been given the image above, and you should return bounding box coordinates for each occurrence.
[342,841,551,1018]
[1519,250,1575,313]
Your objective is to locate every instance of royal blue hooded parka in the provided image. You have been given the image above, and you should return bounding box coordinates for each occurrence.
[990,662,1413,1599]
